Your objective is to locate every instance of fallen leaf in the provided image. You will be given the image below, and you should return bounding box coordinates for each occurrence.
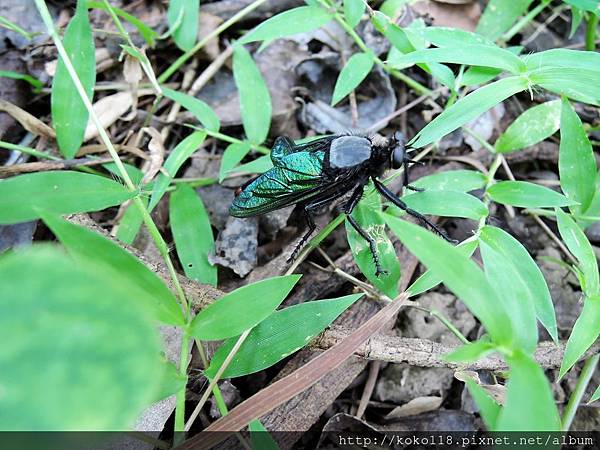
[0,99,55,138]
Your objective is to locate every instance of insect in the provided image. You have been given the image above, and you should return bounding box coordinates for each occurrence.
[229,133,452,276]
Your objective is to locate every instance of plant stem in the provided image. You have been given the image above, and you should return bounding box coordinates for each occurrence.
[561,354,599,431]
[174,329,190,444]
[405,304,469,344]
[586,13,599,51]
[501,1,550,43]
[158,0,270,83]
[0,140,60,160]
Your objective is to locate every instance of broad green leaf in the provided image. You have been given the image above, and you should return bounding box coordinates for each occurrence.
[559,98,597,213]
[389,45,525,74]
[0,171,134,224]
[148,131,207,211]
[51,0,96,158]
[87,1,158,46]
[559,296,600,379]
[461,66,503,86]
[116,197,145,245]
[43,215,184,326]
[464,379,501,430]
[495,100,561,153]
[233,46,271,145]
[396,191,488,221]
[578,172,600,229]
[525,48,600,72]
[170,184,217,286]
[563,0,600,14]
[589,385,600,404]
[239,6,334,43]
[476,0,534,41]
[191,275,301,341]
[529,68,600,106]
[249,420,280,450]
[0,246,163,430]
[412,170,486,192]
[205,294,362,378]
[0,70,42,91]
[162,87,220,132]
[480,226,557,343]
[496,350,561,431]
[384,215,513,345]
[331,53,374,106]
[379,0,410,19]
[410,76,528,148]
[488,181,576,208]
[345,187,400,298]
[445,340,496,363]
[556,208,600,296]
[167,0,199,51]
[344,0,365,28]
[219,142,252,182]
[480,240,538,352]
[407,239,478,297]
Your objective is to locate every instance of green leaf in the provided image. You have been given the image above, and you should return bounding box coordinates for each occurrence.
[331,52,374,106]
[412,170,486,192]
[476,0,534,41]
[407,239,478,297]
[529,67,600,106]
[239,6,334,43]
[219,142,252,182]
[116,196,145,245]
[525,48,600,72]
[578,172,600,229]
[0,171,134,224]
[51,0,96,158]
[396,191,488,221]
[569,6,584,38]
[589,384,600,404]
[345,187,400,298]
[170,184,217,286]
[148,131,207,211]
[480,240,538,353]
[559,98,597,213]
[0,70,42,92]
[103,162,145,186]
[162,87,220,132]
[410,76,528,148]
[495,100,561,153]
[556,208,600,296]
[563,0,600,14]
[0,246,163,429]
[232,45,272,145]
[461,66,503,86]
[205,294,362,378]
[417,26,495,47]
[250,420,280,450]
[154,360,188,402]
[191,275,301,341]
[464,379,501,430]
[445,340,496,363]
[344,0,365,28]
[87,1,158,46]
[167,0,199,51]
[497,350,561,431]
[488,181,577,208]
[480,226,558,343]
[389,45,525,74]
[559,295,600,379]
[384,215,513,346]
[43,214,184,326]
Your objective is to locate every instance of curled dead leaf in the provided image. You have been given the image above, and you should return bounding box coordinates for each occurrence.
[385,396,443,419]
[140,127,165,184]
[454,370,506,405]
[0,99,55,139]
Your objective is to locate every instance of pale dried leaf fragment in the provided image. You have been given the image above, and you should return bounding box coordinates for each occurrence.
[0,99,55,138]
[123,54,143,121]
[455,370,506,405]
[385,396,443,419]
[140,127,165,184]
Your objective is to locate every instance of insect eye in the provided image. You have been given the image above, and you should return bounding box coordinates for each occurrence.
[391,144,405,169]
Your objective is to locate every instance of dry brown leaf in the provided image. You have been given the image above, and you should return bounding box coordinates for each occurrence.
[83,89,154,141]
[140,127,165,184]
[412,0,481,31]
[454,370,506,405]
[385,396,444,419]
[123,54,143,121]
[0,99,55,139]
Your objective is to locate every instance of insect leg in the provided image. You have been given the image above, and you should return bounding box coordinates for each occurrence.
[373,178,456,243]
[403,156,424,192]
[343,183,387,277]
[287,188,350,263]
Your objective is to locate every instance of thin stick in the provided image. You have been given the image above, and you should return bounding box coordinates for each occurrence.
[561,354,599,431]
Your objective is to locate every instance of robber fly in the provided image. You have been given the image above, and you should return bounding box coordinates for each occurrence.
[229,132,451,275]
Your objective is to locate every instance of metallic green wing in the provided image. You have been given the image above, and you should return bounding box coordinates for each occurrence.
[229,150,327,217]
